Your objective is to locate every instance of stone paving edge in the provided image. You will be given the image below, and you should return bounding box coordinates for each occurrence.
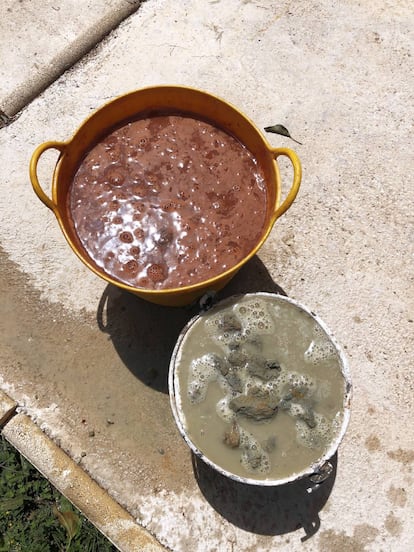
[0,0,145,122]
[1,411,167,552]
[0,389,17,427]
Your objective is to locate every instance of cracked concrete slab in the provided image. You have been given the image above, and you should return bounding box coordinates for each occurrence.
[0,0,143,119]
[0,0,413,550]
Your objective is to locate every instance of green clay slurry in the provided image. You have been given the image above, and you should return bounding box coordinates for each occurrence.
[173,295,346,481]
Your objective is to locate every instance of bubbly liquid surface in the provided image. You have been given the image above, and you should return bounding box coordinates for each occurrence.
[68,114,268,289]
[173,295,347,481]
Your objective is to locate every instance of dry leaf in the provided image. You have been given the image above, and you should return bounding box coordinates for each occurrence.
[264,124,302,145]
[53,505,81,541]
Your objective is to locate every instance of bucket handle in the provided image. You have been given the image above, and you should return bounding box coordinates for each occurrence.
[29,141,67,212]
[269,147,302,221]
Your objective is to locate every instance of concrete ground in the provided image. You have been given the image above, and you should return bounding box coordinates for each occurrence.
[1,0,413,550]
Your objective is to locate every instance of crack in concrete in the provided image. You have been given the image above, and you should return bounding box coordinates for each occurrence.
[0,109,15,129]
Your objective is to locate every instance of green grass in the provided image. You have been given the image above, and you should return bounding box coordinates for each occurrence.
[0,435,118,552]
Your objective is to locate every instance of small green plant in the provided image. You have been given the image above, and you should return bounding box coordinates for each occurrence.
[0,435,118,552]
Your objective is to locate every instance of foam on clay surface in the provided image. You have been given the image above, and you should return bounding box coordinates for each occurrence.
[173,294,348,481]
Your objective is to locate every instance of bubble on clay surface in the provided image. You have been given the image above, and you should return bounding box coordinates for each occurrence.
[203,310,246,350]
[124,259,139,274]
[245,376,280,399]
[129,246,141,257]
[288,401,316,428]
[105,251,115,262]
[187,354,221,404]
[134,227,144,240]
[295,412,333,450]
[187,380,205,404]
[239,427,271,474]
[277,370,317,398]
[217,313,242,332]
[216,396,236,422]
[234,299,275,335]
[190,353,222,381]
[204,309,239,335]
[147,263,167,283]
[218,330,247,350]
[119,231,133,243]
[304,338,337,365]
[160,200,179,212]
[104,164,127,187]
[226,241,242,255]
[137,276,151,288]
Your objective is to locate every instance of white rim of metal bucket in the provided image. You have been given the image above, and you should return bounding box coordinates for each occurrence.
[168,292,352,487]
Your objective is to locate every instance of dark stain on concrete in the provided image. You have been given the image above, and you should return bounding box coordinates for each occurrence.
[365,350,374,362]
[365,434,381,452]
[318,524,379,552]
[384,512,402,537]
[387,448,414,466]
[387,485,407,508]
[0,247,194,494]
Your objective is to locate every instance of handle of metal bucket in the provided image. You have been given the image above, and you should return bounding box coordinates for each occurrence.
[269,147,302,221]
[29,141,67,212]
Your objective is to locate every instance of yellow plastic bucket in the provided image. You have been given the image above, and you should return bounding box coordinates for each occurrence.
[30,85,301,306]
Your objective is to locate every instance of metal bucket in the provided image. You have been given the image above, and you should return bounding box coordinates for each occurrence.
[29,86,301,306]
[169,292,352,486]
